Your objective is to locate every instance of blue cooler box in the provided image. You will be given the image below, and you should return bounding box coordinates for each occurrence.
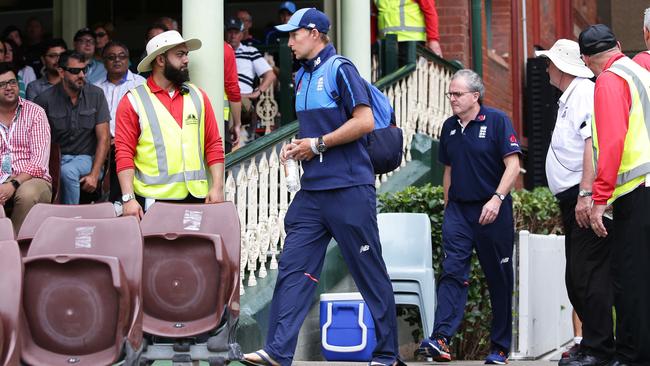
[320,292,377,361]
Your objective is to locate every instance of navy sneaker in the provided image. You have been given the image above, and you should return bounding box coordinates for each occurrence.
[416,336,451,362]
[485,349,509,364]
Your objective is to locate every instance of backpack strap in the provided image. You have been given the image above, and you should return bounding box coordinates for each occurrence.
[322,55,357,103]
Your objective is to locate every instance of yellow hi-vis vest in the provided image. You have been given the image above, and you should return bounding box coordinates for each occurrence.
[224,93,230,121]
[129,83,209,199]
[592,56,650,205]
[375,0,426,42]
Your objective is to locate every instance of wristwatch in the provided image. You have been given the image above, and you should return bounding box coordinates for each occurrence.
[122,193,136,203]
[316,136,327,153]
[578,190,592,197]
[494,192,506,201]
[8,179,20,190]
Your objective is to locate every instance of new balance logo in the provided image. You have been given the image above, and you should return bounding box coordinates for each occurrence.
[500,257,510,264]
[359,245,370,253]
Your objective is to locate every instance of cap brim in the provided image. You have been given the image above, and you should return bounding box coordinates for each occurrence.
[535,51,594,78]
[137,38,202,73]
[275,23,300,32]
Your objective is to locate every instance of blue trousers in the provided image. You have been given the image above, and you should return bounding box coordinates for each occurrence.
[264,185,399,366]
[432,199,514,351]
[60,154,93,205]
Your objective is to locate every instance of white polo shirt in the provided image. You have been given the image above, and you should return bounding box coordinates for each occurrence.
[235,43,272,94]
[545,77,594,195]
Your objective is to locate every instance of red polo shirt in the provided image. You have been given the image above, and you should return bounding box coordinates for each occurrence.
[114,77,224,173]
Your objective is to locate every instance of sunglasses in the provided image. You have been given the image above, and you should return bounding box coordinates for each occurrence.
[0,79,18,89]
[62,66,88,75]
[95,31,107,37]
[105,54,128,62]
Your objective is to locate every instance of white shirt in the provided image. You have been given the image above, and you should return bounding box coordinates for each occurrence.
[235,43,272,94]
[545,77,594,195]
[94,70,146,137]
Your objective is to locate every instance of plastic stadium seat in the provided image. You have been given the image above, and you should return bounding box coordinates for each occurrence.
[16,202,116,257]
[0,240,22,366]
[0,218,14,241]
[378,212,436,339]
[21,217,143,366]
[138,202,241,364]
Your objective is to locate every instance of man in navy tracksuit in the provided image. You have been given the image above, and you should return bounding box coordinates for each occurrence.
[242,8,402,366]
[417,69,521,364]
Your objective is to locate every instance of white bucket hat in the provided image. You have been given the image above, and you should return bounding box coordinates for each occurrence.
[137,30,202,73]
[535,39,593,78]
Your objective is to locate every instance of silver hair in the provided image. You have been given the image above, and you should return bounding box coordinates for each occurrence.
[451,69,485,99]
[645,8,650,31]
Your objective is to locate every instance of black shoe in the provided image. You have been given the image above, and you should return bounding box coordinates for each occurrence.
[559,346,582,366]
[566,353,610,366]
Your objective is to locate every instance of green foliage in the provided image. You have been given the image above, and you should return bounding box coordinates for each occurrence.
[378,184,561,359]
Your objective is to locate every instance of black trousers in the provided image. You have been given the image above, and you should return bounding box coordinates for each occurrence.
[557,186,614,359]
[611,186,650,365]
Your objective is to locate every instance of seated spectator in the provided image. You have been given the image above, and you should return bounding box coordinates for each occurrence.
[24,17,47,79]
[92,22,114,62]
[237,9,262,46]
[26,38,67,101]
[73,27,107,84]
[139,23,169,77]
[226,18,276,139]
[34,51,110,205]
[265,1,296,45]
[3,38,36,97]
[0,63,52,233]
[1,26,23,49]
[94,41,145,202]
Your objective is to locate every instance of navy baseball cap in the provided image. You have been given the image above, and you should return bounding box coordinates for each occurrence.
[275,8,330,34]
[579,24,617,56]
[279,1,297,14]
[225,18,244,32]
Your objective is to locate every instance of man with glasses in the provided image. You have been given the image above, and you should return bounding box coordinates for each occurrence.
[417,69,521,364]
[0,62,51,232]
[73,27,106,84]
[94,40,145,204]
[35,50,110,205]
[26,38,67,101]
[114,30,225,218]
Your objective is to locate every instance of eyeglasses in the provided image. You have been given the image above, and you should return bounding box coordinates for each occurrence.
[0,79,18,89]
[45,52,63,59]
[95,31,107,37]
[445,91,476,99]
[62,66,88,75]
[76,38,95,45]
[105,54,128,62]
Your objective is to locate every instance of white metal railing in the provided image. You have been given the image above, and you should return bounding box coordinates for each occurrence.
[225,55,455,294]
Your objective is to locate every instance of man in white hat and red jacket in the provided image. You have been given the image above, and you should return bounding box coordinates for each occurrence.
[114,30,225,218]
[536,39,614,366]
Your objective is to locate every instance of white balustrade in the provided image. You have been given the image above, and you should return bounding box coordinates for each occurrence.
[226,54,455,293]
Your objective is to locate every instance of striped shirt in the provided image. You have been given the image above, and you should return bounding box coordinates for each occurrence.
[235,43,272,94]
[0,97,51,183]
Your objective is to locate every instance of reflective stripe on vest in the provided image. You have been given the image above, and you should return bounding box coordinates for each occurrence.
[131,83,208,199]
[592,57,650,204]
[375,0,426,41]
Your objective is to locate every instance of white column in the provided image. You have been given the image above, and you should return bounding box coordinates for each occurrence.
[183,0,224,138]
[55,0,87,46]
[340,0,371,80]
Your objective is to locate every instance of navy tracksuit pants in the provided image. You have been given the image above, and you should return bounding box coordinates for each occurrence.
[264,185,399,365]
[432,199,514,352]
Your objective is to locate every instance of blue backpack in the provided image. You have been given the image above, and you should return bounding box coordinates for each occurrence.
[297,55,403,174]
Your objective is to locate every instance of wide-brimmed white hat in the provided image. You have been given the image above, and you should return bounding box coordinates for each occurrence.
[535,39,593,78]
[137,30,202,73]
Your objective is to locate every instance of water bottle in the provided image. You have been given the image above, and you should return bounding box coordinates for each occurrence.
[285,158,301,193]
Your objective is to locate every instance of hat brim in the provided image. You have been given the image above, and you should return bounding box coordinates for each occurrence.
[137,38,202,73]
[275,23,300,32]
[535,50,594,78]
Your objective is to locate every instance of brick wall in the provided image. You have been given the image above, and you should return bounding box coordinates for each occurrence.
[436,0,472,68]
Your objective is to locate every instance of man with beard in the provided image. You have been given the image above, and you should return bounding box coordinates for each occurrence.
[0,62,51,232]
[35,51,111,205]
[26,38,67,101]
[94,41,145,203]
[114,31,225,218]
